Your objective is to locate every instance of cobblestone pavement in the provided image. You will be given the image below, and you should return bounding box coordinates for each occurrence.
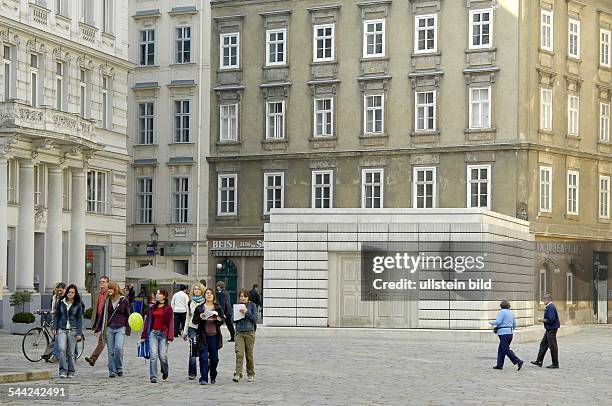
[1,326,611,405]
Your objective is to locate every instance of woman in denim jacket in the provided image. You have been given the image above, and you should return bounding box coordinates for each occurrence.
[52,284,83,378]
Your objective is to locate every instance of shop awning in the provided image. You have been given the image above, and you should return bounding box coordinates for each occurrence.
[211,249,263,257]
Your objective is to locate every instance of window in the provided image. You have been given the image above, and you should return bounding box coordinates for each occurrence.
[103,0,113,33]
[469,87,491,129]
[7,159,17,203]
[87,170,108,214]
[601,102,610,142]
[263,172,284,215]
[413,167,436,208]
[362,169,383,209]
[139,30,155,66]
[220,33,239,69]
[172,177,189,223]
[568,95,579,136]
[566,170,579,215]
[541,9,553,51]
[174,100,191,143]
[568,19,580,59]
[220,104,238,142]
[313,24,334,62]
[540,88,553,131]
[217,174,237,216]
[266,101,285,139]
[312,170,333,209]
[314,98,333,137]
[101,76,111,129]
[33,165,44,207]
[364,95,384,134]
[363,20,385,58]
[55,61,64,110]
[266,29,286,66]
[600,175,610,219]
[467,164,491,209]
[601,29,611,67]
[469,9,493,49]
[414,15,437,53]
[62,169,70,210]
[176,27,191,64]
[136,177,154,224]
[3,45,12,101]
[79,69,89,117]
[82,0,93,24]
[566,272,573,305]
[415,91,436,131]
[539,268,547,304]
[138,102,155,144]
[539,166,552,213]
[30,54,39,107]
[56,0,67,16]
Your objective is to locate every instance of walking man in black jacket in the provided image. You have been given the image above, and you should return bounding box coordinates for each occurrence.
[216,281,235,342]
[531,293,560,369]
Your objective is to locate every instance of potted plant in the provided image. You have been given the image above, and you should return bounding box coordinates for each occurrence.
[10,290,36,335]
[84,307,94,329]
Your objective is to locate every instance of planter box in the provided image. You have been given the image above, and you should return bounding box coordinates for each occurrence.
[11,321,37,335]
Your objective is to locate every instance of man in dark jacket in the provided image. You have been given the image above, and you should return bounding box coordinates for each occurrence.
[216,281,235,342]
[531,293,560,368]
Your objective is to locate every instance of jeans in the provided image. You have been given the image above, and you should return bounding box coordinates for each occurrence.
[198,335,219,383]
[536,329,559,366]
[57,329,77,375]
[235,331,256,377]
[105,326,125,375]
[187,327,198,378]
[149,331,169,379]
[496,334,520,367]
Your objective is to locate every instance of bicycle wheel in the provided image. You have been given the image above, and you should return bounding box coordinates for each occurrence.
[22,327,50,362]
[76,335,85,359]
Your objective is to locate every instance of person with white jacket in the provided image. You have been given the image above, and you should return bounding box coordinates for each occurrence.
[182,283,206,380]
[170,285,190,338]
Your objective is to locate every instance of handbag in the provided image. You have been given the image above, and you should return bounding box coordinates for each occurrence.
[137,340,150,359]
[188,335,198,357]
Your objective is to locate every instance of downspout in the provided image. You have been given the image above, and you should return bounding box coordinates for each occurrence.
[194,0,206,281]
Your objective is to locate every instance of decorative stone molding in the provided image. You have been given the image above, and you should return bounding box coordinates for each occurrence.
[464,152,495,163]
[465,0,497,8]
[309,160,337,169]
[262,160,289,171]
[536,67,557,85]
[308,79,340,96]
[77,55,95,70]
[359,156,389,167]
[99,63,115,78]
[410,153,440,165]
[358,0,392,19]
[409,70,443,89]
[260,82,292,99]
[52,47,71,62]
[564,74,583,92]
[215,162,240,172]
[410,0,442,13]
[259,9,292,30]
[463,66,499,85]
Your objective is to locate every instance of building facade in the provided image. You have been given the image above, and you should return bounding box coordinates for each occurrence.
[209,0,612,324]
[126,1,211,282]
[0,0,131,326]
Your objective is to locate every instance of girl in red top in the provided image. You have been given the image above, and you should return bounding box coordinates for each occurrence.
[141,289,174,383]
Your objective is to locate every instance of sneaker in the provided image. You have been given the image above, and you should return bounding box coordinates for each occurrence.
[530,361,542,367]
[546,364,559,369]
[247,375,254,383]
[233,374,241,382]
[211,379,216,384]
[59,373,67,378]
[150,378,157,383]
[492,366,503,370]
[162,373,168,380]
[199,379,207,385]
[188,375,196,380]
[117,372,123,377]
[228,338,235,342]
[109,373,116,378]
[67,374,74,379]
[85,357,95,367]
[51,356,59,364]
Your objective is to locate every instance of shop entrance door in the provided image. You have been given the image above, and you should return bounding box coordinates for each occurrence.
[216,258,238,306]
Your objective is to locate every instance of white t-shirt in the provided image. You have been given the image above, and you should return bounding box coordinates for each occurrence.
[63,299,72,329]
[170,291,189,313]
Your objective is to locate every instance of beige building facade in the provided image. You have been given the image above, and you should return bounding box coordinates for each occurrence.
[209,0,611,322]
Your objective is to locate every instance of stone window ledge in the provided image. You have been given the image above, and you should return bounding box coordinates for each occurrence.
[564,214,580,221]
[537,211,553,219]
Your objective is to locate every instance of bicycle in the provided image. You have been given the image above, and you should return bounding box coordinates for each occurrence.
[22,310,85,363]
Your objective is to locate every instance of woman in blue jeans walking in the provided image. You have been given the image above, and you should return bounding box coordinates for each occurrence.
[52,284,83,378]
[182,282,206,380]
[193,288,225,385]
[141,289,174,383]
[94,282,131,378]
[490,299,524,371]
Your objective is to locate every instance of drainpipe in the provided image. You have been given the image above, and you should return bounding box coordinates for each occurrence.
[194,0,206,281]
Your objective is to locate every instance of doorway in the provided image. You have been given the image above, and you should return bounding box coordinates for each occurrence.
[216,258,238,306]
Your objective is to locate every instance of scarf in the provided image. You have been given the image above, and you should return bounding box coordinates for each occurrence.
[101,295,124,343]
[191,295,204,304]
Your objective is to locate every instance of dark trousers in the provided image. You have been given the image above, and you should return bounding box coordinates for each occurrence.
[89,332,105,362]
[173,312,187,337]
[225,317,235,340]
[496,334,520,367]
[198,335,219,383]
[536,329,559,366]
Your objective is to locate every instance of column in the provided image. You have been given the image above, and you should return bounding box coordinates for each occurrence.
[16,159,35,290]
[0,153,8,290]
[45,166,63,291]
[69,168,86,290]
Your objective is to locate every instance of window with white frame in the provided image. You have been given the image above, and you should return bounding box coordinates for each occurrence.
[56,0,67,16]
[136,177,154,224]
[220,104,238,142]
[82,0,94,24]
[364,94,384,134]
[174,100,191,143]
[220,33,239,69]
[30,54,39,107]
[414,15,437,53]
[87,170,108,214]
[566,272,573,305]
[103,0,113,33]
[568,19,580,59]
[362,169,383,209]
[138,102,155,144]
[566,170,579,215]
[601,29,611,67]
[469,9,492,49]
[469,87,491,129]
[312,170,333,209]
[363,20,385,58]
[6,159,17,203]
[467,164,491,209]
[266,101,285,139]
[176,26,191,64]
[79,69,89,117]
[541,9,553,51]
[539,268,547,303]
[313,24,334,62]
[172,177,189,223]
[102,76,111,129]
[139,30,155,66]
[539,166,552,213]
[266,29,286,66]
[218,174,237,215]
[601,102,610,142]
[599,175,610,219]
[540,88,553,131]
[415,91,436,131]
[33,165,44,207]
[55,61,64,110]
[568,95,579,136]
[314,98,333,137]
[413,167,436,209]
[3,45,12,101]
[263,172,284,215]
[62,168,70,210]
